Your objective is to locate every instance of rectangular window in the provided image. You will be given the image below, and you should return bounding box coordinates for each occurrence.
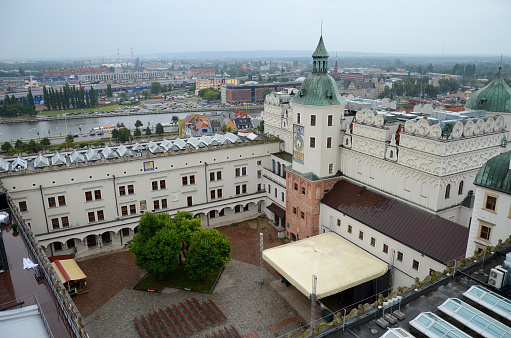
[153,200,160,210]
[67,239,75,248]
[217,189,223,198]
[54,242,62,251]
[327,137,332,148]
[294,183,298,191]
[397,251,403,262]
[329,163,333,174]
[302,187,305,195]
[209,210,216,218]
[51,218,59,229]
[370,237,376,247]
[121,206,128,216]
[242,167,247,176]
[217,171,222,180]
[189,176,195,185]
[243,184,247,194]
[310,137,315,148]
[128,185,134,194]
[328,115,333,126]
[281,192,284,202]
[257,170,262,178]
[293,207,297,215]
[152,181,159,190]
[94,190,102,200]
[479,223,492,241]
[97,210,104,221]
[211,190,216,199]
[119,186,126,196]
[257,160,261,165]
[337,219,341,227]
[162,199,167,209]
[311,115,316,126]
[234,205,241,213]
[300,211,305,219]
[122,228,130,237]
[160,180,166,189]
[187,196,193,206]
[48,197,56,208]
[268,184,271,192]
[236,185,241,195]
[58,195,66,206]
[347,224,352,233]
[243,204,249,211]
[210,172,215,181]
[485,195,497,211]
[235,168,240,177]
[412,260,420,271]
[130,204,136,215]
[85,191,92,201]
[18,201,27,212]
[182,177,188,186]
[383,244,389,254]
[297,113,301,124]
[274,188,277,197]
[359,231,364,240]
[88,211,95,222]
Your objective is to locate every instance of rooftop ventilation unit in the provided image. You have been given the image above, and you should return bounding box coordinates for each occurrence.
[489,266,507,289]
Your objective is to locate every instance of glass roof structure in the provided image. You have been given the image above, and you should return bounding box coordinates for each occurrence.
[381,328,415,338]
[85,148,101,162]
[34,154,49,168]
[438,298,511,338]
[464,286,511,321]
[12,157,27,170]
[116,144,133,157]
[69,150,85,163]
[51,152,67,166]
[409,312,472,338]
[0,158,9,172]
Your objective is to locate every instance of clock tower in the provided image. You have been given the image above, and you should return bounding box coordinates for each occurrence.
[286,35,346,240]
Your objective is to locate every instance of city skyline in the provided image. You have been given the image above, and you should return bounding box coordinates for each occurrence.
[1,0,510,60]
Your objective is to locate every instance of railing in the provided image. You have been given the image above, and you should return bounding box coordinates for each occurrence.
[3,185,87,337]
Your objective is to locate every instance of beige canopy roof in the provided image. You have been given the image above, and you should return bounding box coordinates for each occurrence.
[51,259,86,283]
[263,232,388,299]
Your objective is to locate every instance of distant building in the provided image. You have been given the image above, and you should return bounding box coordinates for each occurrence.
[221,82,301,105]
[340,72,369,83]
[187,66,215,77]
[43,67,108,78]
[195,78,239,95]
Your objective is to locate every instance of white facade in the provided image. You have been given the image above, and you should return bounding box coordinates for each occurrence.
[2,139,280,257]
[263,89,296,154]
[320,200,447,288]
[466,185,511,257]
[262,154,291,227]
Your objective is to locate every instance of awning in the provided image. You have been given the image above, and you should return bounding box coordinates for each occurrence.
[263,232,388,299]
[267,203,286,219]
[51,259,86,283]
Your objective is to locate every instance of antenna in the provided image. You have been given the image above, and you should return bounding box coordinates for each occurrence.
[321,20,323,36]
[131,48,134,67]
[117,48,120,65]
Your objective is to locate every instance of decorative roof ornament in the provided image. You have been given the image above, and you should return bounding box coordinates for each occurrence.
[465,66,511,113]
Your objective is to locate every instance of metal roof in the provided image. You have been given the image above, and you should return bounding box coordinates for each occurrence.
[466,67,511,113]
[474,150,511,194]
[322,179,469,264]
[312,35,329,58]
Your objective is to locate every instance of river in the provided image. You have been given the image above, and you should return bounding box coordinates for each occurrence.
[0,111,233,142]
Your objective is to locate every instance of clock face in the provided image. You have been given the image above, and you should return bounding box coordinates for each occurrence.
[294,134,304,151]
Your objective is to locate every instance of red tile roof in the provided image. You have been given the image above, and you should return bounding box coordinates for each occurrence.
[322,179,468,264]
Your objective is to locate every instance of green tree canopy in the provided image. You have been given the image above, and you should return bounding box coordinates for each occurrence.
[172,116,179,124]
[40,137,51,148]
[117,128,132,143]
[1,142,12,152]
[142,89,151,100]
[135,120,143,128]
[151,82,162,95]
[134,127,142,137]
[106,84,113,98]
[155,123,164,135]
[185,229,231,280]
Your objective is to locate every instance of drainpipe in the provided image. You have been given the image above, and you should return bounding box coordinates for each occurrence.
[39,185,52,256]
[112,175,119,216]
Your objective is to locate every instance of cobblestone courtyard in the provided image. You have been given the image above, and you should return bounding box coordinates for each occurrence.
[74,218,315,338]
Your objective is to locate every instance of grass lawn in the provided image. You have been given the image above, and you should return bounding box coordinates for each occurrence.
[138,265,223,292]
[37,104,125,115]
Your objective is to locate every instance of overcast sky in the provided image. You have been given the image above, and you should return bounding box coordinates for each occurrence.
[1,0,510,60]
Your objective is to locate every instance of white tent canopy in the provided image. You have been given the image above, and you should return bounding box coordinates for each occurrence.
[263,232,388,299]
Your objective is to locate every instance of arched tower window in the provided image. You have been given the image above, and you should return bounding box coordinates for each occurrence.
[458,181,464,195]
[445,184,451,199]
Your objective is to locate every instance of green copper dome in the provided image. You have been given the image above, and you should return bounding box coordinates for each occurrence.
[292,36,345,106]
[474,150,511,194]
[465,67,511,113]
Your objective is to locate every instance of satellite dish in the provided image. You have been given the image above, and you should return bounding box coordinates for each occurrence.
[484,118,494,133]
[474,119,484,135]
[450,121,463,139]
[430,124,442,139]
[374,115,385,127]
[494,116,504,131]
[463,120,474,137]
[404,120,416,134]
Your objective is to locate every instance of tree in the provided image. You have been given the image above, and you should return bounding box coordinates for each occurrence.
[1,142,11,152]
[26,139,38,154]
[205,90,219,102]
[27,88,35,110]
[42,86,51,110]
[111,128,119,139]
[151,82,162,95]
[106,84,113,98]
[155,123,164,135]
[15,139,24,151]
[145,127,152,136]
[135,120,143,128]
[257,120,264,134]
[172,115,179,124]
[142,89,151,100]
[261,88,272,102]
[134,127,142,137]
[117,128,132,143]
[185,228,231,280]
[198,88,213,98]
[40,137,51,149]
